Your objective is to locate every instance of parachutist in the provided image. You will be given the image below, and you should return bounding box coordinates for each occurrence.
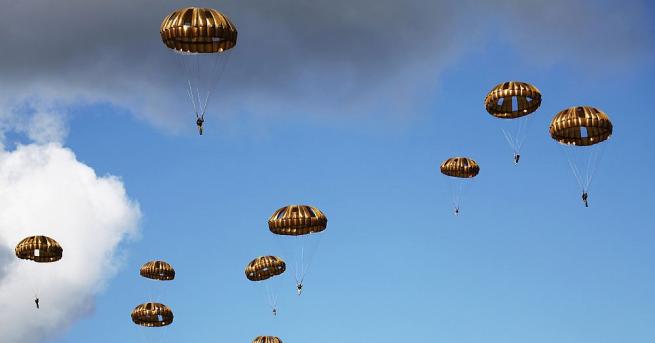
[34,297,39,309]
[296,283,303,296]
[582,192,589,207]
[454,207,460,216]
[196,115,204,135]
[272,308,277,316]
[513,153,520,165]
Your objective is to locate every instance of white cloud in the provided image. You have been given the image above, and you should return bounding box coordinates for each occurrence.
[0,143,141,343]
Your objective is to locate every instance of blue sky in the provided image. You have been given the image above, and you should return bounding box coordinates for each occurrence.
[55,35,655,343]
[0,1,654,342]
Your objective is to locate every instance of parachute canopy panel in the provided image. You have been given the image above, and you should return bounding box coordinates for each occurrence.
[268,205,328,236]
[131,302,174,327]
[484,81,542,119]
[245,256,286,281]
[440,157,480,178]
[549,106,613,146]
[253,336,283,343]
[15,235,63,263]
[160,7,238,53]
[140,260,175,281]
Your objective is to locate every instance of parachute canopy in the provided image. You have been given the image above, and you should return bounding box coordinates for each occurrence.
[440,157,480,178]
[268,205,328,236]
[140,260,175,281]
[160,7,237,53]
[484,81,542,119]
[253,336,283,343]
[550,106,613,146]
[131,302,174,327]
[15,235,62,263]
[246,256,286,281]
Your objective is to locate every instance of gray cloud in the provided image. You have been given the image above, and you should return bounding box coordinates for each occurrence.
[0,0,651,135]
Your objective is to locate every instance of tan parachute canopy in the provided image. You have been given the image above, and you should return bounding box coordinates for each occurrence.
[15,235,63,263]
[550,106,613,146]
[245,256,286,281]
[253,336,283,343]
[440,157,480,178]
[160,7,238,53]
[268,205,328,236]
[140,260,175,281]
[131,302,174,327]
[484,81,542,119]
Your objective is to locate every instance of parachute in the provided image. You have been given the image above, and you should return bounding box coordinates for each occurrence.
[549,106,613,206]
[140,260,176,281]
[268,205,327,295]
[484,81,542,164]
[246,256,286,281]
[160,7,238,134]
[15,235,63,262]
[131,302,174,327]
[246,256,286,315]
[440,157,480,178]
[253,336,283,343]
[15,235,62,308]
[440,157,479,215]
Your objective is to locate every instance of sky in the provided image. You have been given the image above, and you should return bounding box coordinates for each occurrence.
[0,0,654,342]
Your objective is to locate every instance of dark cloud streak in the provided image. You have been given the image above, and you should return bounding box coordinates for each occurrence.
[0,0,651,133]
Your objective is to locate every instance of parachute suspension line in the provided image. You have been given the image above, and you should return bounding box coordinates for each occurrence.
[515,115,532,152]
[501,115,532,155]
[451,178,466,211]
[186,80,198,116]
[501,127,517,153]
[564,145,585,192]
[265,282,277,310]
[200,53,231,117]
[583,145,596,190]
[448,179,465,212]
[583,143,607,192]
[193,54,202,117]
[176,52,200,117]
[295,246,304,285]
[295,233,324,286]
[200,52,222,115]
